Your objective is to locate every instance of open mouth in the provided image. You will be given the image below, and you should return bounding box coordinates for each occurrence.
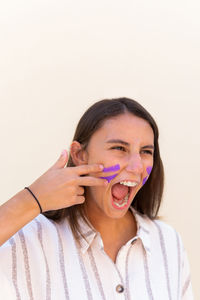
[112,189,130,208]
[111,181,138,210]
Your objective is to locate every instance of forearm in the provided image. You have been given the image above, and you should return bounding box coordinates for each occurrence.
[0,188,40,246]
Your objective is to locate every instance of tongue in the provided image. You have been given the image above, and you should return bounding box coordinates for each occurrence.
[112,183,129,200]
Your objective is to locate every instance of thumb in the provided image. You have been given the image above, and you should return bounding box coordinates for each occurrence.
[51,149,69,170]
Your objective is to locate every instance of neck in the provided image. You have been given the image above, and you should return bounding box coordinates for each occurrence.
[84,206,137,245]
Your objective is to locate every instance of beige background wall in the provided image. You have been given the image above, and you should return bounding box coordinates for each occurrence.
[1,0,199,298]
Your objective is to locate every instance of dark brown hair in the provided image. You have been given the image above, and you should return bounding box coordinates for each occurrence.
[44,98,164,239]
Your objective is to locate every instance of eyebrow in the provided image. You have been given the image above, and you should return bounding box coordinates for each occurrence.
[106,139,155,150]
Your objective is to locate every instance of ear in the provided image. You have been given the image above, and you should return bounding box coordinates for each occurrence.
[70,141,88,166]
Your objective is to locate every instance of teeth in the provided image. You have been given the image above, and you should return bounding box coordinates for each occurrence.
[124,193,129,201]
[114,202,127,208]
[120,181,137,187]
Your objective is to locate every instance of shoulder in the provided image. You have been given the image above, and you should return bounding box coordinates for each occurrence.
[0,214,71,252]
[134,209,185,252]
[151,218,184,249]
[152,218,180,238]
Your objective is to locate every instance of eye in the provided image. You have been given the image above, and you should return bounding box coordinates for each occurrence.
[111,146,126,151]
[141,150,153,155]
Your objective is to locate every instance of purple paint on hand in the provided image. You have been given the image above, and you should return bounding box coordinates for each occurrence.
[142,176,148,186]
[147,166,152,175]
[103,164,120,172]
[100,173,118,183]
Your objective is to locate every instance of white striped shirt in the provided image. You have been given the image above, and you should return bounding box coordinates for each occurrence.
[0,208,193,300]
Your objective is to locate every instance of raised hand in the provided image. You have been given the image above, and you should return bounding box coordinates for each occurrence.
[28,150,107,212]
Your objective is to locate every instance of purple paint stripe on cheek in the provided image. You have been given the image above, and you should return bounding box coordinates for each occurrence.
[147,166,152,175]
[142,176,148,186]
[103,164,120,172]
[100,173,118,183]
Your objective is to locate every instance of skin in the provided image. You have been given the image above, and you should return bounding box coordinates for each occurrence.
[0,113,154,261]
[71,112,154,262]
[0,151,107,246]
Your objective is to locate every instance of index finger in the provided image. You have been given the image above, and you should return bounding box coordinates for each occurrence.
[75,164,104,176]
[77,176,108,187]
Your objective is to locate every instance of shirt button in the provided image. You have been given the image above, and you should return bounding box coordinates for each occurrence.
[116,284,124,293]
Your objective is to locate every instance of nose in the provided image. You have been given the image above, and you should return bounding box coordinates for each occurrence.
[125,153,143,174]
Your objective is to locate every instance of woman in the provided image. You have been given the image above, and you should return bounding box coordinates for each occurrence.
[0,98,193,299]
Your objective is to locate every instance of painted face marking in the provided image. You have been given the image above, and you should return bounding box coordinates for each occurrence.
[142,166,153,186]
[100,173,118,183]
[147,166,152,175]
[103,164,120,172]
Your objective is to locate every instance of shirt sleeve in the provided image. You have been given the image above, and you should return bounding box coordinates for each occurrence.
[0,272,16,299]
[181,247,194,300]
[0,237,17,299]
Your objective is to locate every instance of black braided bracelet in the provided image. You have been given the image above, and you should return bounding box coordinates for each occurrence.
[24,187,43,213]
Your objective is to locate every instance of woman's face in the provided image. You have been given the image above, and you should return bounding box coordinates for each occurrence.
[83,112,154,220]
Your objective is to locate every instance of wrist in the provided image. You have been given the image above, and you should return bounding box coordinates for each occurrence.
[24,187,43,213]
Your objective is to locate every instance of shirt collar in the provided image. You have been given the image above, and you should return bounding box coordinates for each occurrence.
[130,207,151,255]
[77,217,97,254]
[78,207,151,255]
